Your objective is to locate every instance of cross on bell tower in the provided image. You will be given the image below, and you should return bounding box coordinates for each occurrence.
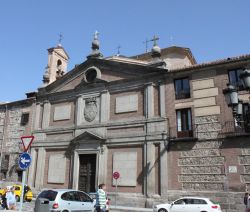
[150,35,161,59]
[151,35,159,46]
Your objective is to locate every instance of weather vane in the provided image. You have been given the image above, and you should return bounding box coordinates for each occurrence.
[116,45,121,56]
[143,38,150,53]
[58,33,63,45]
[94,30,99,39]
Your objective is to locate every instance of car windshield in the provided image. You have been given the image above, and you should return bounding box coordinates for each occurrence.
[38,190,58,201]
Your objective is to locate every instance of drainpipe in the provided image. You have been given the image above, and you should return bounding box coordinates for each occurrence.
[0,104,8,176]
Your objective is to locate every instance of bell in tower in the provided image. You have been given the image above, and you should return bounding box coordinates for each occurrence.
[42,34,70,86]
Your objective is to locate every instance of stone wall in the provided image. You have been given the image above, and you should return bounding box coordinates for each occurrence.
[178,140,225,191]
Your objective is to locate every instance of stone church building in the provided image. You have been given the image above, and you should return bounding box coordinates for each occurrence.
[1,34,250,210]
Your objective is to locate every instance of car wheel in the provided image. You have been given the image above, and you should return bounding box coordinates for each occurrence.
[15,195,20,202]
[158,209,167,212]
[62,210,69,212]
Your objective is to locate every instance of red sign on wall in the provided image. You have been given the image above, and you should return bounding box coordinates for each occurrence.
[113,171,120,180]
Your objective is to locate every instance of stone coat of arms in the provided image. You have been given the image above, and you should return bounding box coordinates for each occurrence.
[84,97,97,122]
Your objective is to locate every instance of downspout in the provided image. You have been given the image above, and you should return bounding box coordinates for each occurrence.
[0,104,8,175]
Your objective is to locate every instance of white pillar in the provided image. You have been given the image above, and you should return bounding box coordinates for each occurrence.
[76,95,84,125]
[72,151,80,189]
[34,103,41,130]
[159,83,166,117]
[145,83,154,118]
[27,148,37,187]
[146,142,155,197]
[160,142,168,196]
[100,90,110,122]
[34,148,46,189]
[42,101,51,129]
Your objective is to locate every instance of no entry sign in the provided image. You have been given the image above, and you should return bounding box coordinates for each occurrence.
[113,171,120,180]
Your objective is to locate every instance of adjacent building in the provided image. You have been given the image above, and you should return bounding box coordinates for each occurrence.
[1,35,250,210]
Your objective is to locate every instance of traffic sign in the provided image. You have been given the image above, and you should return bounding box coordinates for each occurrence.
[21,136,34,152]
[113,171,120,180]
[18,152,32,170]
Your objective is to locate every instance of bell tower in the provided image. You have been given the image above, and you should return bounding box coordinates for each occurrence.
[42,35,69,86]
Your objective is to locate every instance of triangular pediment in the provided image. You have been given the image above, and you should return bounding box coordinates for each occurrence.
[72,131,105,143]
[38,57,162,94]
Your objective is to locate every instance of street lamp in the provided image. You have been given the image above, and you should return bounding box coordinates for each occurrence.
[223,84,238,106]
[240,68,250,90]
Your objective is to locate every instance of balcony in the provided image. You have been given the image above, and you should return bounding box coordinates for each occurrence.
[218,121,250,138]
[169,125,197,141]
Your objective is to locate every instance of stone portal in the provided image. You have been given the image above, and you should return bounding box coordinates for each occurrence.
[78,154,97,193]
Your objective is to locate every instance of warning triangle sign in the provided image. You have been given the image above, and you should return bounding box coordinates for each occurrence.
[21,136,34,152]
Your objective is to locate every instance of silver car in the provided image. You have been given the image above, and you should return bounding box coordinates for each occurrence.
[35,189,95,212]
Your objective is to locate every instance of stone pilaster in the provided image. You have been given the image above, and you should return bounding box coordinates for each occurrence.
[72,151,79,189]
[145,83,154,118]
[42,101,51,129]
[76,95,84,125]
[27,148,37,187]
[159,83,166,117]
[146,142,155,197]
[34,103,41,130]
[100,90,110,122]
[160,142,168,196]
[98,146,107,184]
[35,147,46,189]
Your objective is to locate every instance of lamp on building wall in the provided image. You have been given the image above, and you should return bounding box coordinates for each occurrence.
[240,68,250,90]
[223,84,238,107]
[223,66,250,128]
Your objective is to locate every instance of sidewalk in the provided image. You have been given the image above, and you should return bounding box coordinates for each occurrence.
[110,205,153,212]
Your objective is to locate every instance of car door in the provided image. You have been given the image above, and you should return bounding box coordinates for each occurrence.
[184,198,198,212]
[75,191,94,212]
[170,199,187,212]
[193,199,208,212]
[61,191,79,211]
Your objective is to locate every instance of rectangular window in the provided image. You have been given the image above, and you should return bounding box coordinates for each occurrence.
[176,108,193,138]
[21,113,29,126]
[174,78,190,100]
[228,68,244,90]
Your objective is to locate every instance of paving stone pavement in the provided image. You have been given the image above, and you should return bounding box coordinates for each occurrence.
[0,201,35,211]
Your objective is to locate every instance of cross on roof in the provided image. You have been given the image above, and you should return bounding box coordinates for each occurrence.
[150,35,159,46]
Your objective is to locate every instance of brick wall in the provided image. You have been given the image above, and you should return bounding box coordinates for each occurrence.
[106,145,143,193]
[43,149,71,189]
[49,101,75,127]
[110,90,144,120]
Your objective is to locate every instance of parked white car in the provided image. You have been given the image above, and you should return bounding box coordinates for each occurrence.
[35,189,95,212]
[153,197,222,212]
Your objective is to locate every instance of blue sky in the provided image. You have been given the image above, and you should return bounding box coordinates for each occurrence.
[0,0,250,102]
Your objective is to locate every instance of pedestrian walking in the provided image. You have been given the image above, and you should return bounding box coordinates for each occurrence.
[1,188,8,210]
[245,193,249,207]
[6,187,16,210]
[95,184,107,212]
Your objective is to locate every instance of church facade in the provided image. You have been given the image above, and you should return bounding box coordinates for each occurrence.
[1,35,250,210]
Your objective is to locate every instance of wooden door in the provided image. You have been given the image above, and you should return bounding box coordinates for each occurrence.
[78,154,96,193]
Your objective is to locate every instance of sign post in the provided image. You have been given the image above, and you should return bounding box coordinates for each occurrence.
[113,171,120,208]
[18,136,34,212]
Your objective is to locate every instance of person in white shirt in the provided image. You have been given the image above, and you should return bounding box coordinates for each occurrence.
[6,187,16,210]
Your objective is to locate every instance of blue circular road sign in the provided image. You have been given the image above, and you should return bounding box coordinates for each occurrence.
[18,152,32,170]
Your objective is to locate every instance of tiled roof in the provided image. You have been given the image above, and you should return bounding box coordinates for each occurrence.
[170,54,250,72]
